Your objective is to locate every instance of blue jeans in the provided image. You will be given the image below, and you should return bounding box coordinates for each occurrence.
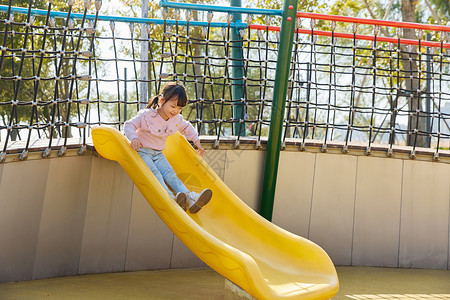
[137,147,189,197]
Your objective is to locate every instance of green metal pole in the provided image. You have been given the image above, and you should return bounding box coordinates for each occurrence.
[260,0,298,221]
[230,0,246,136]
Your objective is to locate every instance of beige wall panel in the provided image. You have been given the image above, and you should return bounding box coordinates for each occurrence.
[33,156,92,280]
[0,164,3,184]
[223,150,265,211]
[78,157,134,274]
[399,160,450,269]
[125,185,174,271]
[352,156,403,267]
[309,153,357,266]
[0,160,49,283]
[170,235,206,269]
[2,147,450,279]
[203,149,227,181]
[272,151,315,238]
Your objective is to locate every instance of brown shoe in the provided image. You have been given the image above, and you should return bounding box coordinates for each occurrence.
[187,189,212,214]
[175,192,187,211]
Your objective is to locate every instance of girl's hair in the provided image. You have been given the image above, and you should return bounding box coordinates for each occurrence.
[146,82,188,109]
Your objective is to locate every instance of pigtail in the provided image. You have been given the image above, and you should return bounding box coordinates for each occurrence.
[146,95,160,109]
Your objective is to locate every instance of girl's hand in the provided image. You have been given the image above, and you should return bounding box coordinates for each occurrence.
[194,140,206,157]
[130,138,142,151]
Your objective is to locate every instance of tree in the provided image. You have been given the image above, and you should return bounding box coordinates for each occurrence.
[329,0,449,147]
[0,0,99,142]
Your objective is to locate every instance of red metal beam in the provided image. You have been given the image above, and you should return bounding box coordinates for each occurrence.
[296,12,450,33]
[249,24,450,49]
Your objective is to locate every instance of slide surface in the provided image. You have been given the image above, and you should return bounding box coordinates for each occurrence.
[91,127,339,300]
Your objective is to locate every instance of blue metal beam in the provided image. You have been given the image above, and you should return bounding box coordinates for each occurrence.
[159,0,282,16]
[0,5,248,28]
[230,0,246,137]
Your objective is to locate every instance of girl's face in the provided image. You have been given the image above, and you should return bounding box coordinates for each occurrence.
[158,97,183,120]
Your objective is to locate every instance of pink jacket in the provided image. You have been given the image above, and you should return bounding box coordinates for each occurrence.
[124,108,199,151]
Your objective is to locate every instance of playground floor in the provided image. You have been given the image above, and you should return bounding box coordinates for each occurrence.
[0,266,449,300]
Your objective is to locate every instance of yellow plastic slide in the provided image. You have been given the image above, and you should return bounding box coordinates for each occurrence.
[91,126,339,300]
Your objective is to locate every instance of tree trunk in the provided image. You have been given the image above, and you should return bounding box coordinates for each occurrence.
[191,8,206,135]
[401,0,427,147]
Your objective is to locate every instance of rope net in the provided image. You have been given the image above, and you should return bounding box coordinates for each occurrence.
[0,1,449,161]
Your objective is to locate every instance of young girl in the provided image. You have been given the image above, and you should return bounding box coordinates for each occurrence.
[124,82,212,214]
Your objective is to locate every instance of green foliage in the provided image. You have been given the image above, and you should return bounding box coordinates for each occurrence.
[430,0,450,20]
[0,0,100,140]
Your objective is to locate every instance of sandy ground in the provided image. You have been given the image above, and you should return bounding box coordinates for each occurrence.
[0,266,449,300]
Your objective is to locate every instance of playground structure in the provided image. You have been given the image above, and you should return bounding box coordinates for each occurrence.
[0,0,450,299]
[1,0,449,157]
